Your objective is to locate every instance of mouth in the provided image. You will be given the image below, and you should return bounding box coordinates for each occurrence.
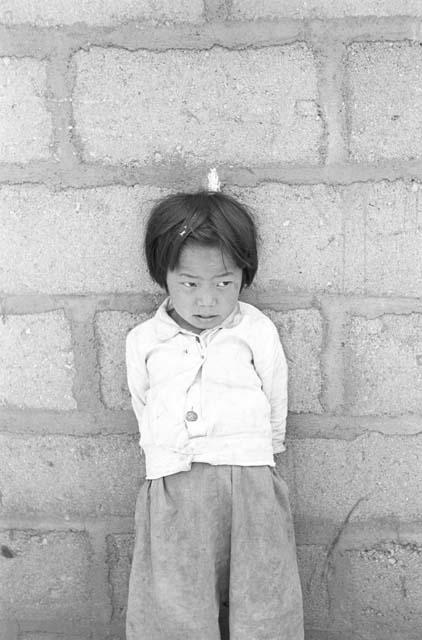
[195,315,217,320]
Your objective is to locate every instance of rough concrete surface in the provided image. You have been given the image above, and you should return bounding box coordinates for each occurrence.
[73,46,322,166]
[343,180,422,296]
[17,636,87,640]
[348,42,422,162]
[235,185,344,293]
[0,434,142,517]
[347,313,422,414]
[1,2,422,638]
[96,310,151,410]
[291,433,422,524]
[296,545,330,629]
[0,185,163,294]
[0,58,52,163]
[0,529,93,623]
[106,534,134,622]
[0,0,204,26]
[17,635,87,640]
[231,0,422,19]
[331,543,422,639]
[264,308,323,413]
[0,312,75,410]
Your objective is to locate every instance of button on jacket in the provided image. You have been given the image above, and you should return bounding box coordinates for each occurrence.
[126,296,288,480]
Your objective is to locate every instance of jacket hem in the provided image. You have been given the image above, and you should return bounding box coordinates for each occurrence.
[143,440,281,479]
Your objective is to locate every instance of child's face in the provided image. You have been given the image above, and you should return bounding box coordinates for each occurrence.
[166,243,243,334]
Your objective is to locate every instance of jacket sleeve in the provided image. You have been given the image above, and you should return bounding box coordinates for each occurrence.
[125,328,149,438]
[270,324,288,453]
[256,321,288,454]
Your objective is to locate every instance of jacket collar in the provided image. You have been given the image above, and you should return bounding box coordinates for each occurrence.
[154,296,243,341]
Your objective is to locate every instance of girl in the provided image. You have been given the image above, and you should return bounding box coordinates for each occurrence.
[125,186,304,640]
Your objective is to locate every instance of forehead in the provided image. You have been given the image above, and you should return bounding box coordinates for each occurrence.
[175,243,239,275]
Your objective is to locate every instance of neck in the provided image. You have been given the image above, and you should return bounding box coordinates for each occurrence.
[168,306,203,334]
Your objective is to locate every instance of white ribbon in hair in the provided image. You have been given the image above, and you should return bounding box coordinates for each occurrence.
[207,168,221,192]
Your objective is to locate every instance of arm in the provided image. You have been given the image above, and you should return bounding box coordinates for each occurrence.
[268,323,288,454]
[125,329,149,436]
[254,320,288,454]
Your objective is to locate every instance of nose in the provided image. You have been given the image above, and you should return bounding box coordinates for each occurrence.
[197,285,216,308]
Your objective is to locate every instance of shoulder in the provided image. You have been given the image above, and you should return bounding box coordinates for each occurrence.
[238,301,279,337]
[237,301,285,365]
[126,316,157,351]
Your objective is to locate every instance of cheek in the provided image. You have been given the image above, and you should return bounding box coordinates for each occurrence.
[171,288,191,306]
[225,288,240,306]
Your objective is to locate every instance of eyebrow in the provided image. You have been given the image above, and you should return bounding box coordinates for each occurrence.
[178,271,235,278]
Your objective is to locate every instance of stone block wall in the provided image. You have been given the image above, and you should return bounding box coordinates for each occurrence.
[1,2,422,638]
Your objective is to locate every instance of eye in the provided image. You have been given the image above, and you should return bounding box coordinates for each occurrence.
[182,282,196,288]
[217,281,232,288]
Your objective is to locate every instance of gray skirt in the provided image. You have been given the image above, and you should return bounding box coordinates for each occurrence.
[126,463,304,640]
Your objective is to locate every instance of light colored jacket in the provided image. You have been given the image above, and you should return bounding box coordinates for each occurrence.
[126,296,288,479]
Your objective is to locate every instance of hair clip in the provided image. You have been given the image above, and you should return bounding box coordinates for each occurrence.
[179,224,188,237]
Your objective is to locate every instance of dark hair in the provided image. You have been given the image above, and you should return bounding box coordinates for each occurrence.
[144,190,258,292]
